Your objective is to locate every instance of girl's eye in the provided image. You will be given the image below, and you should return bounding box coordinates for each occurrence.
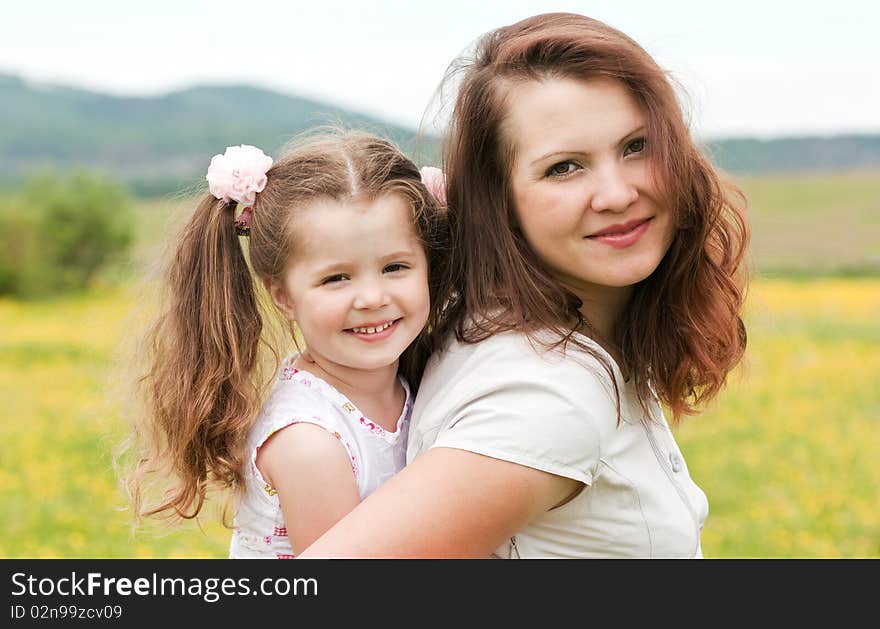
[546,161,579,178]
[624,137,647,156]
[384,263,408,274]
[321,274,348,285]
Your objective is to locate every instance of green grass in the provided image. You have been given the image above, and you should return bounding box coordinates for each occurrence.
[1,279,877,558]
[674,279,880,557]
[735,169,880,276]
[0,292,229,558]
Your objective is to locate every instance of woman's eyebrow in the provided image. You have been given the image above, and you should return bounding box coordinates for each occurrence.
[529,125,648,165]
[530,149,584,166]
[618,125,647,146]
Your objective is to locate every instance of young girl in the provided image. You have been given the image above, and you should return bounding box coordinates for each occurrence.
[124,131,444,558]
[299,14,749,558]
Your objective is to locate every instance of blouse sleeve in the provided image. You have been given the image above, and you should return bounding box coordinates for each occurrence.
[426,335,611,486]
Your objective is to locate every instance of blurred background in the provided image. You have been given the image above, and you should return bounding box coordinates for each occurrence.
[1,0,877,558]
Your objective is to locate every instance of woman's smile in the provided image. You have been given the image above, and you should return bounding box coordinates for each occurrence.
[586,217,654,249]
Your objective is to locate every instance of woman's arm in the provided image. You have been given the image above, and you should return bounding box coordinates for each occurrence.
[297,446,581,558]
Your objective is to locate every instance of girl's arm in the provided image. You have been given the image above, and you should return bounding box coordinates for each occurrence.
[257,423,361,552]
[297,446,581,558]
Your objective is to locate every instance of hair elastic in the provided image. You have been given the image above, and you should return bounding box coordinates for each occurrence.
[206,145,273,235]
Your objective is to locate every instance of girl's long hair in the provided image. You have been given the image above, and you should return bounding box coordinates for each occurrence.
[122,130,443,523]
[433,13,749,422]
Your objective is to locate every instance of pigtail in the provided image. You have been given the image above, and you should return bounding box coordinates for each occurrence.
[127,195,265,523]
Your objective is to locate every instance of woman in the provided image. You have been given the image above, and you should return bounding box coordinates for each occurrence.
[299,12,748,558]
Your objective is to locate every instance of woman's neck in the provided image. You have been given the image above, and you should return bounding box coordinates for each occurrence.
[575,284,633,365]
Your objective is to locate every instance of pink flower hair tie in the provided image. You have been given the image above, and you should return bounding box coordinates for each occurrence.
[205,145,273,235]
[419,166,447,207]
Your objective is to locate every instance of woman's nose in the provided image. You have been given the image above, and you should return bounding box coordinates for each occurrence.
[589,163,638,213]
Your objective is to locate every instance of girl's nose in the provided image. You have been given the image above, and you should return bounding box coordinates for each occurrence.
[353,279,390,310]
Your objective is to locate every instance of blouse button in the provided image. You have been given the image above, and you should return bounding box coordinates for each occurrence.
[669,452,683,473]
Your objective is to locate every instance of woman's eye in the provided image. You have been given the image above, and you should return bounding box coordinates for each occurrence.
[546,161,578,177]
[624,137,647,156]
[321,274,348,285]
[384,263,408,273]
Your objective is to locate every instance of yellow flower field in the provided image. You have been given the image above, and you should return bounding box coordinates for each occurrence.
[1,278,878,557]
[675,278,880,557]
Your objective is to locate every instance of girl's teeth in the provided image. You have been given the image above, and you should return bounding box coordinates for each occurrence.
[352,321,393,334]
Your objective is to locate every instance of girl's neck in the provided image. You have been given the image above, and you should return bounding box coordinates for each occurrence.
[293,355,403,420]
[293,355,400,399]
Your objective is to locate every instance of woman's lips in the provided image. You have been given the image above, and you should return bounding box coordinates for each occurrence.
[587,217,653,249]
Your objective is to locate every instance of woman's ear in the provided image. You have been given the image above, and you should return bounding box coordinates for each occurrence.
[265,279,296,320]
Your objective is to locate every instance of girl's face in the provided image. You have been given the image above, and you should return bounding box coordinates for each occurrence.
[505,77,675,307]
[269,193,430,376]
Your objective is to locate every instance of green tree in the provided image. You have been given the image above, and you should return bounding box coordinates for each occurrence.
[0,197,40,295]
[0,171,134,297]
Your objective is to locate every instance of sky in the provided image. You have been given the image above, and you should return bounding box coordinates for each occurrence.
[2,0,879,140]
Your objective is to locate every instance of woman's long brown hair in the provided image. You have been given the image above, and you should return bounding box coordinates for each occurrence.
[432,13,749,422]
[122,131,443,523]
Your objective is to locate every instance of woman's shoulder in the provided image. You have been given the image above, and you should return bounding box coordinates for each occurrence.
[419,329,620,416]
[410,329,613,482]
[433,329,616,385]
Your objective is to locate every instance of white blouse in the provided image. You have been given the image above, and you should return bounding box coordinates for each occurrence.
[407,331,708,558]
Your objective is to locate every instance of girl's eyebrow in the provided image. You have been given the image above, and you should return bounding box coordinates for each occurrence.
[312,261,348,277]
[311,250,417,275]
[380,249,418,262]
[529,125,647,165]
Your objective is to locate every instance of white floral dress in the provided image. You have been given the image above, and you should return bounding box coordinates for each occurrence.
[229,357,411,559]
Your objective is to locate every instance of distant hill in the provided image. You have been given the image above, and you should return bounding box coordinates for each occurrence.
[2,73,879,197]
[0,73,438,196]
[706,135,880,174]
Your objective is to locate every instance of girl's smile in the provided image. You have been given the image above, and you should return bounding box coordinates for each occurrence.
[345,318,402,341]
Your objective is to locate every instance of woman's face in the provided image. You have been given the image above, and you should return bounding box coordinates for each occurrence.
[505,77,675,306]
